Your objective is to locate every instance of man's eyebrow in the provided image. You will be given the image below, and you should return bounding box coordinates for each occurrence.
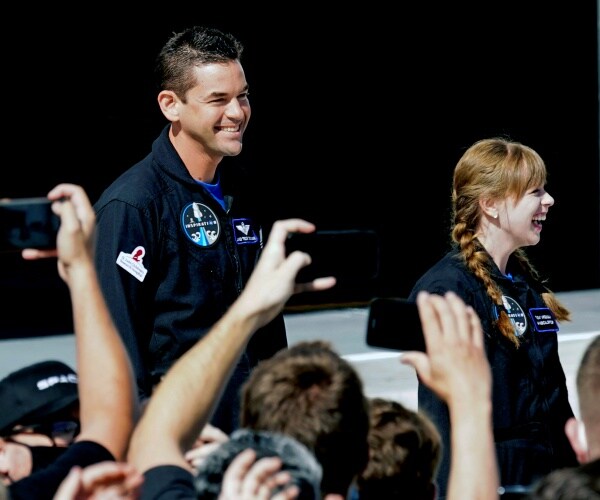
[204,86,249,98]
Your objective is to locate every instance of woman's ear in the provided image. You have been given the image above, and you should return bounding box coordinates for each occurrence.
[565,417,588,464]
[479,198,499,220]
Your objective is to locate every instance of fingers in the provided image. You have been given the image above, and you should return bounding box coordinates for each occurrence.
[48,183,95,237]
[268,219,316,248]
[240,457,287,498]
[293,276,337,294]
[467,302,484,349]
[53,195,80,233]
[66,461,144,498]
[199,423,229,444]
[252,219,314,276]
[79,460,132,486]
[258,219,315,265]
[185,441,221,472]
[47,183,90,206]
[220,448,257,498]
[53,466,83,499]
[21,248,58,260]
[415,290,478,352]
[403,292,451,391]
[246,218,336,296]
[439,291,484,351]
[188,424,231,472]
[415,290,443,352]
[219,449,298,500]
[400,351,431,383]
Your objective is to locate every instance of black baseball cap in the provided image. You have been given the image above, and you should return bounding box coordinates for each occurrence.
[0,360,79,436]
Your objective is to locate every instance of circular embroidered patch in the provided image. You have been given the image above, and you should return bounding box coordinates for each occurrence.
[498,295,528,337]
[181,202,220,247]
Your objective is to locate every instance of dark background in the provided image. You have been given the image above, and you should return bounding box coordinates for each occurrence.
[2,3,599,335]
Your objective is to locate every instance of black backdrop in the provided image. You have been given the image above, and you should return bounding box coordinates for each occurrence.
[2,3,599,336]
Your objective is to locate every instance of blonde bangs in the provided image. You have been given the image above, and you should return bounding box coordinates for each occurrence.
[505,143,547,199]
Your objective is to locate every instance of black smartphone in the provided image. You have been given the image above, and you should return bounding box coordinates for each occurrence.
[366,297,426,351]
[285,229,380,284]
[0,197,60,253]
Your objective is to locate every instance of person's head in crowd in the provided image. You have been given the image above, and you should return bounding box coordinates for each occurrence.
[525,457,600,499]
[240,340,370,499]
[354,397,442,500]
[565,334,600,464]
[0,360,80,485]
[194,428,322,499]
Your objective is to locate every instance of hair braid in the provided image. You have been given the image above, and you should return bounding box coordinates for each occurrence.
[454,223,520,346]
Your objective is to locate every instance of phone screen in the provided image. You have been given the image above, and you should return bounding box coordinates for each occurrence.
[0,198,60,253]
[285,229,380,284]
[366,297,425,351]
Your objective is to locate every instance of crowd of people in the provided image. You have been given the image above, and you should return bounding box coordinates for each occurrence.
[0,24,598,500]
[1,181,502,499]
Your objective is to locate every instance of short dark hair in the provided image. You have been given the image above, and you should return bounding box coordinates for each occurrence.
[527,458,600,499]
[155,25,244,99]
[240,340,370,497]
[356,397,442,499]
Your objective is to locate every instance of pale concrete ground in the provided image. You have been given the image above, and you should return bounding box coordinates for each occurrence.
[0,288,598,418]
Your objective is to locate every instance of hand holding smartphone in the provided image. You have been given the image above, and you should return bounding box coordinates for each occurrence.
[366,297,425,352]
[0,197,60,253]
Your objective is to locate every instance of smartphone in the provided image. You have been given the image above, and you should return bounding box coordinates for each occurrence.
[0,197,60,253]
[366,297,425,351]
[285,229,380,284]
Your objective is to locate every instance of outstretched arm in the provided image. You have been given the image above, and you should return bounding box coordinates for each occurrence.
[128,219,336,473]
[402,291,498,500]
[23,184,138,461]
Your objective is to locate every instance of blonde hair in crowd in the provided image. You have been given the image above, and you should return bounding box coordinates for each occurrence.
[451,137,570,347]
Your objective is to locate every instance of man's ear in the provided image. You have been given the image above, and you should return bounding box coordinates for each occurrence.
[565,417,588,464]
[157,90,180,122]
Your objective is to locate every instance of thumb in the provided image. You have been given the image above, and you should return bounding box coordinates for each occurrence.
[400,352,431,382]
